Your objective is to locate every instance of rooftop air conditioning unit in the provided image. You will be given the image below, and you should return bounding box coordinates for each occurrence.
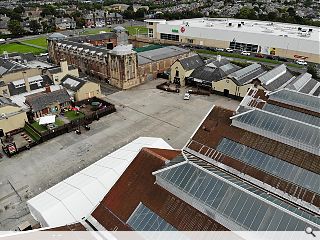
[228,22,232,27]
[298,27,302,31]
[238,23,241,27]
[241,21,244,25]
[308,29,312,32]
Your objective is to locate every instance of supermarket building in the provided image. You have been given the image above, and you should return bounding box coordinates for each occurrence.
[144,18,320,64]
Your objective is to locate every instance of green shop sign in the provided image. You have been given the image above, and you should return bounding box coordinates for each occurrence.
[171,29,179,33]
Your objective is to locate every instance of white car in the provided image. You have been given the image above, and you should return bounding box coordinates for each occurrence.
[183,93,190,100]
[0,38,5,44]
[295,59,307,66]
[241,51,251,56]
[226,48,233,53]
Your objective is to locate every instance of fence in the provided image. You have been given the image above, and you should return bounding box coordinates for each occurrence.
[3,98,116,156]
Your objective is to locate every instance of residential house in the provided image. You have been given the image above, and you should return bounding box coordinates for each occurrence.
[60,75,101,101]
[54,18,76,30]
[105,13,123,25]
[0,97,28,134]
[170,54,205,86]
[43,60,79,84]
[25,87,71,119]
[0,54,54,97]
[133,5,149,12]
[0,14,10,34]
[108,4,129,12]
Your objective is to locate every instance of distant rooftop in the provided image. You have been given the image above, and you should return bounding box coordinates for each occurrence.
[152,18,320,42]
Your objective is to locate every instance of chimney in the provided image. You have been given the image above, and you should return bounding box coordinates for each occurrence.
[216,55,222,62]
[45,84,51,93]
[22,71,31,92]
[60,60,68,74]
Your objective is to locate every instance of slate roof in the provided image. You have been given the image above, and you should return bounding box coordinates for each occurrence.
[57,40,111,56]
[47,65,77,74]
[227,63,268,85]
[25,88,71,112]
[0,58,29,76]
[258,64,296,91]
[190,61,240,83]
[47,33,67,41]
[137,46,189,63]
[69,33,117,43]
[61,75,87,91]
[178,54,204,71]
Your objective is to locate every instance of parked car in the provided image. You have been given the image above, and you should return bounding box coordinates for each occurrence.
[183,93,191,100]
[266,55,277,60]
[295,59,308,65]
[216,48,225,51]
[255,53,264,58]
[226,48,233,53]
[157,72,170,79]
[0,38,5,44]
[241,51,251,56]
[277,57,288,62]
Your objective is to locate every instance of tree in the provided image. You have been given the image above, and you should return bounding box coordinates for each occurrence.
[236,7,257,20]
[29,20,42,34]
[307,65,319,80]
[8,20,25,36]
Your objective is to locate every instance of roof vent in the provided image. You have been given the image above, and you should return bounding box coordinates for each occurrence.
[308,29,312,32]
[241,21,244,25]
[298,27,302,31]
[238,23,241,28]
[228,22,232,27]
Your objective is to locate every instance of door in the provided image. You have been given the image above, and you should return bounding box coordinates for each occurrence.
[224,89,229,97]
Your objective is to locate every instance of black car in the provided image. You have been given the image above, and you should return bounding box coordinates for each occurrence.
[266,55,277,60]
[277,57,289,62]
[157,72,170,79]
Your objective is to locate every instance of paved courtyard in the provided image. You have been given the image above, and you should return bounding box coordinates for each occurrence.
[0,80,239,230]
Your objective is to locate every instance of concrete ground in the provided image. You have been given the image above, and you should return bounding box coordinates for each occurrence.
[0,80,239,231]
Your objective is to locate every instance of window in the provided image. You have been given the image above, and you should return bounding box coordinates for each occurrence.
[229,41,258,52]
[187,39,194,44]
[148,22,153,26]
[160,33,179,41]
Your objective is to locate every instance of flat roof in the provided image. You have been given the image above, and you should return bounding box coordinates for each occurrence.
[158,18,320,42]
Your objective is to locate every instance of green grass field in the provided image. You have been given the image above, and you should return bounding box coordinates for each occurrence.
[22,37,48,48]
[80,26,147,36]
[0,42,46,54]
[125,26,147,35]
[64,110,85,121]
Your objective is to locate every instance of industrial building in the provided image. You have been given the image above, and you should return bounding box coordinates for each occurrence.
[145,18,320,63]
[23,87,319,238]
[48,31,190,89]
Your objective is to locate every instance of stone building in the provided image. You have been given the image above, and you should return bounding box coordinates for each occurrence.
[47,31,191,90]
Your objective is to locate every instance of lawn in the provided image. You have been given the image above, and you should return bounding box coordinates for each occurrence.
[80,26,147,36]
[125,26,147,35]
[31,122,48,132]
[22,37,48,48]
[195,49,304,69]
[64,110,85,121]
[0,42,46,54]
[80,28,112,35]
[31,118,65,132]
